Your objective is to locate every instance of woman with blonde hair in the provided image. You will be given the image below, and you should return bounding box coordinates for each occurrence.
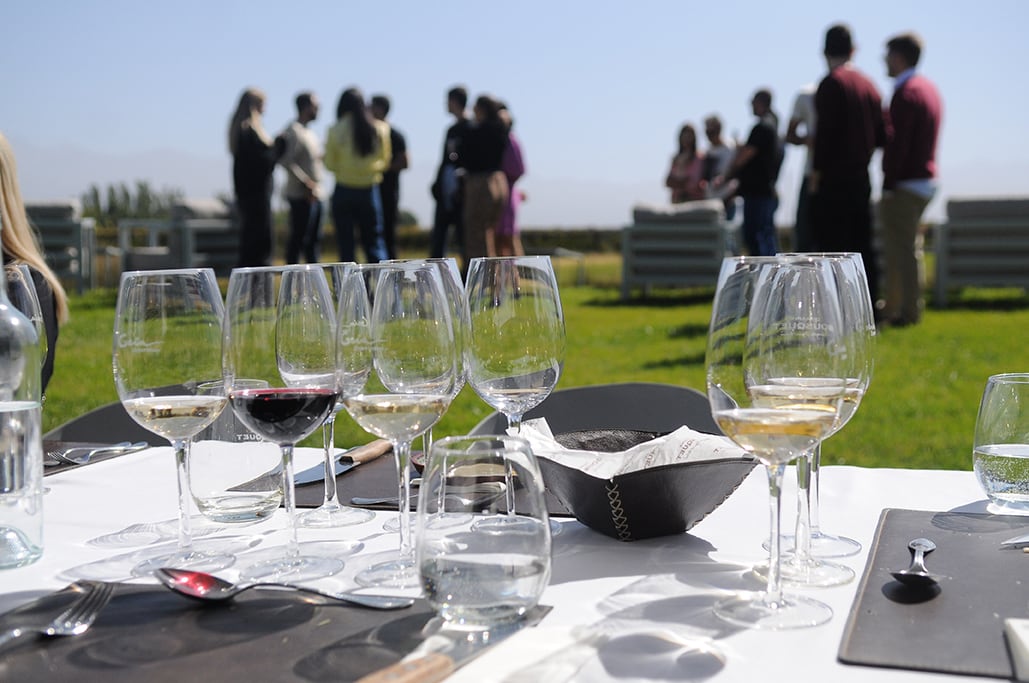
[0,131,69,392]
[228,87,280,266]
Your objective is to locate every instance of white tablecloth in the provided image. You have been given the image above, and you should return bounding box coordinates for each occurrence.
[1,447,1010,682]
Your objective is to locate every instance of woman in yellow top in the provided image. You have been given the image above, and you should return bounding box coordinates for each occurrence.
[323,87,391,263]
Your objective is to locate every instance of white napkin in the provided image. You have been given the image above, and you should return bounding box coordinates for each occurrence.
[517,418,750,479]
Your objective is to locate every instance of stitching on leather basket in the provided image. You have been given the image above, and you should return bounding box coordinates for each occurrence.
[606,481,632,541]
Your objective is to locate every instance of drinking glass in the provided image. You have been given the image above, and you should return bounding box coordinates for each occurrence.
[706,257,845,629]
[113,268,233,576]
[775,253,875,560]
[338,262,458,588]
[465,256,565,433]
[297,262,374,529]
[224,265,343,582]
[417,435,551,628]
[974,373,1029,512]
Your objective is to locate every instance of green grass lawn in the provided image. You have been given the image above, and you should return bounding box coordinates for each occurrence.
[42,259,1029,472]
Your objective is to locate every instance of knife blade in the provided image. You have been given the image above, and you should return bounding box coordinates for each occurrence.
[354,605,551,683]
[293,439,392,486]
[1000,532,1029,549]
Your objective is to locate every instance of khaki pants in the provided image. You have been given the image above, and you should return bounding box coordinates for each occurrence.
[879,188,931,324]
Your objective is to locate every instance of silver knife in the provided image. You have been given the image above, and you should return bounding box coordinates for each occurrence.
[293,439,392,486]
[354,605,551,683]
[1001,532,1029,549]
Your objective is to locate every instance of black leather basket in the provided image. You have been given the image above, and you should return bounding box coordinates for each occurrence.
[544,429,756,541]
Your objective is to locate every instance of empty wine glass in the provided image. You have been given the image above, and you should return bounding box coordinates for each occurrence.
[224,265,343,582]
[113,268,233,576]
[465,256,565,433]
[706,257,846,629]
[297,262,374,529]
[338,262,458,588]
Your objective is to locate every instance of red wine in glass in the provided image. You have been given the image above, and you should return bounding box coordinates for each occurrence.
[230,388,338,444]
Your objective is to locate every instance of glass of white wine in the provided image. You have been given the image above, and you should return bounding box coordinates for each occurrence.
[113,268,233,576]
[706,257,846,629]
[338,262,458,588]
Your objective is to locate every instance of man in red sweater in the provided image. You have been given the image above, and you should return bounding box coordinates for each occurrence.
[880,32,943,326]
[810,24,886,308]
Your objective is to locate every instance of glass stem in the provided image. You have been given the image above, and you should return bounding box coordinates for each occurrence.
[423,427,434,460]
[173,438,193,553]
[281,444,299,561]
[507,413,523,434]
[809,442,823,537]
[765,463,787,607]
[395,439,413,558]
[793,451,813,567]
[321,414,339,507]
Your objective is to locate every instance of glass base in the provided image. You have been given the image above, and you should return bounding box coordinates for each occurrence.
[354,554,420,589]
[238,554,344,583]
[754,557,855,588]
[767,531,863,558]
[298,504,374,528]
[131,548,236,578]
[713,591,832,630]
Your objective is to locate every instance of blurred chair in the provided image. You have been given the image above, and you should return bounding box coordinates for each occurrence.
[43,400,167,445]
[469,382,720,436]
[25,200,96,294]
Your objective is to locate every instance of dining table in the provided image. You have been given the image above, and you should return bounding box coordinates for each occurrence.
[2,444,1023,682]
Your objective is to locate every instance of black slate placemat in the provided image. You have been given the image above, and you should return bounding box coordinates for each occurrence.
[838,507,1029,678]
[0,583,434,682]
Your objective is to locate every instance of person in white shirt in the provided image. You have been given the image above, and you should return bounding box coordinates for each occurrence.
[786,84,816,251]
[278,91,324,264]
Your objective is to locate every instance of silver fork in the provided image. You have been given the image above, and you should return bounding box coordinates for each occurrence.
[0,581,115,652]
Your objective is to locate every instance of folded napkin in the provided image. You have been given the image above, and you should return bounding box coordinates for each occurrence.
[518,418,749,479]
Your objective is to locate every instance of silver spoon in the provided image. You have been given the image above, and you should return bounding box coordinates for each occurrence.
[154,568,414,610]
[890,537,938,588]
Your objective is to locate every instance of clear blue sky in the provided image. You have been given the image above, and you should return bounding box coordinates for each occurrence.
[4,1,1027,228]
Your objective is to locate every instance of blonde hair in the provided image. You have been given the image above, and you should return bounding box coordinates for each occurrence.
[0,132,69,324]
[228,87,269,155]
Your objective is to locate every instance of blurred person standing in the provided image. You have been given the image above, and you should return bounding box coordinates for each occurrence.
[370,94,409,260]
[665,123,705,204]
[457,94,509,264]
[0,131,69,392]
[229,87,280,266]
[721,89,782,256]
[701,114,737,220]
[785,83,817,252]
[278,91,324,264]
[880,32,942,327]
[323,87,390,263]
[497,102,526,257]
[810,24,886,306]
[430,86,470,259]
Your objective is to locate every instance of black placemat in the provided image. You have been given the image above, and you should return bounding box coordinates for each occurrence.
[838,507,1029,678]
[294,448,572,516]
[0,583,434,682]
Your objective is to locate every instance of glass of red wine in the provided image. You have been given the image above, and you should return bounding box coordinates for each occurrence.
[223,265,342,582]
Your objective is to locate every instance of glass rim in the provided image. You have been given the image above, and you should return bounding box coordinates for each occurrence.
[431,433,532,450]
[987,372,1029,384]
[120,267,216,278]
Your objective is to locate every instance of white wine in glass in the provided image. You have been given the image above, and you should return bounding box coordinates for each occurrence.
[113,268,233,576]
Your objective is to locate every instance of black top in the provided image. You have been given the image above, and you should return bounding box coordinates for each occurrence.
[432,117,470,200]
[2,259,58,394]
[457,120,507,174]
[381,126,407,193]
[736,114,782,197]
[232,126,279,198]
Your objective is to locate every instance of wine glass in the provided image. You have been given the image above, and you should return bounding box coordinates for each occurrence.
[706,257,846,629]
[465,256,565,433]
[297,262,374,529]
[223,265,343,582]
[113,268,234,576]
[338,262,458,588]
[775,253,875,560]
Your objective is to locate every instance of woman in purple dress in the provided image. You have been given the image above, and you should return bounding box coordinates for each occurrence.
[497,103,526,257]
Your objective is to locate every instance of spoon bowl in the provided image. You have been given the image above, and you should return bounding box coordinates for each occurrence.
[154,568,415,610]
[890,537,938,588]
